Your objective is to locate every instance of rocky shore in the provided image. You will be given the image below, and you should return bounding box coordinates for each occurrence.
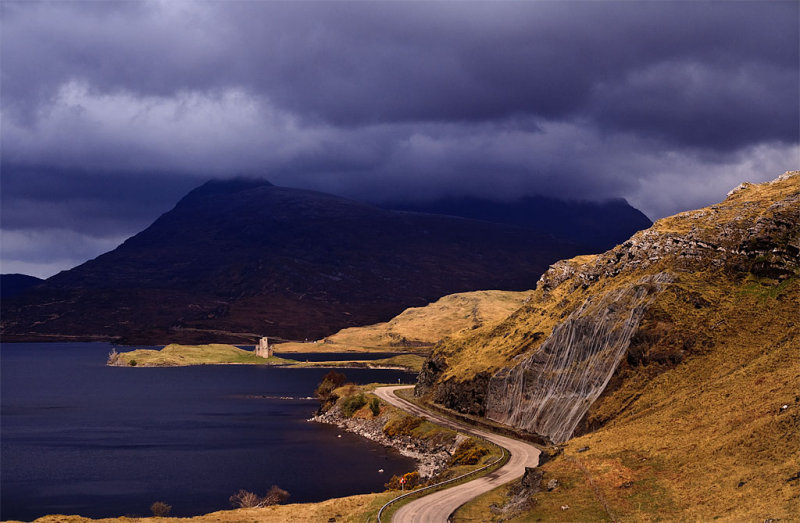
[312,404,466,479]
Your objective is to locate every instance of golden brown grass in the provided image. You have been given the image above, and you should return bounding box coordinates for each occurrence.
[654,169,800,235]
[270,290,529,356]
[445,173,800,520]
[26,492,395,523]
[454,275,799,521]
[436,172,800,383]
[322,290,530,350]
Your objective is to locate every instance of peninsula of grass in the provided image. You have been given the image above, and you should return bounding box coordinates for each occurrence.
[107,343,297,367]
[107,344,425,371]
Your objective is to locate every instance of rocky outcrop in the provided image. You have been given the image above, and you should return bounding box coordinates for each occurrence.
[488,467,543,518]
[538,171,800,294]
[486,273,673,444]
[419,171,800,446]
[414,355,448,397]
[312,404,460,478]
[432,373,491,416]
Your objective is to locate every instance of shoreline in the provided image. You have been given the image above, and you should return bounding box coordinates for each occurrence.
[311,404,454,479]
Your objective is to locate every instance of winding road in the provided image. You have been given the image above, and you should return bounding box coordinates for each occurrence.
[373,386,540,522]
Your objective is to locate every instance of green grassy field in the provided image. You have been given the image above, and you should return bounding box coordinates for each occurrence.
[108,343,297,367]
[108,344,426,372]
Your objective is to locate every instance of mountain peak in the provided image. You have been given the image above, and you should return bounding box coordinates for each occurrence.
[182,178,274,201]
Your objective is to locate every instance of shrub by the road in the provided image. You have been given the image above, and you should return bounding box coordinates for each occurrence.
[383,414,422,437]
[230,485,290,508]
[386,471,421,490]
[150,501,171,517]
[450,439,488,465]
[369,397,381,416]
[315,370,348,412]
[341,393,367,416]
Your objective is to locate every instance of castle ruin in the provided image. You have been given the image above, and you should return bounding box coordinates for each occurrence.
[254,336,273,358]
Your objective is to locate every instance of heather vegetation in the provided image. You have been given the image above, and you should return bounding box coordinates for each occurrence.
[314,370,348,412]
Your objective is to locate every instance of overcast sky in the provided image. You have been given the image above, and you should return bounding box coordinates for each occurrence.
[1,1,798,278]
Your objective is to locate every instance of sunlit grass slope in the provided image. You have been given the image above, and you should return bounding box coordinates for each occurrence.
[455,275,799,521]
[431,171,800,520]
[429,171,800,383]
[301,290,530,352]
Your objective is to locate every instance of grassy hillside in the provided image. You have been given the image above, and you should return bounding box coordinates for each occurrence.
[315,290,530,351]
[455,275,799,521]
[420,171,800,519]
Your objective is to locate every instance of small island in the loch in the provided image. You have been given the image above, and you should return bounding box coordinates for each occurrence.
[106,341,428,372]
[106,342,297,367]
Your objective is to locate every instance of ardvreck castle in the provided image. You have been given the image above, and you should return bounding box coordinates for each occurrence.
[254,337,273,358]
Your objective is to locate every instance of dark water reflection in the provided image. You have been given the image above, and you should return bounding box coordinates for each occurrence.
[1,343,416,521]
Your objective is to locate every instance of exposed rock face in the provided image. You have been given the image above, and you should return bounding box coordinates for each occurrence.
[433,372,491,416]
[418,170,800,445]
[538,171,800,292]
[415,355,448,397]
[485,272,673,444]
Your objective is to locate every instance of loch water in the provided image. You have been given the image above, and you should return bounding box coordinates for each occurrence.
[0,343,417,521]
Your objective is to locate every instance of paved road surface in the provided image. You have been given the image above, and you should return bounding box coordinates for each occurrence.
[374,386,540,522]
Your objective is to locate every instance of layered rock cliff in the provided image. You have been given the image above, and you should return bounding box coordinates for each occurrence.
[416,171,800,445]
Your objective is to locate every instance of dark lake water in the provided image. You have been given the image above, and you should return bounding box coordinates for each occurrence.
[0,343,417,521]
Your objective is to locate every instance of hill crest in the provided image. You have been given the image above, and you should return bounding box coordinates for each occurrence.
[414,170,799,519]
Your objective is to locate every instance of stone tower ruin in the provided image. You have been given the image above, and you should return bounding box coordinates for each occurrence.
[254,336,273,358]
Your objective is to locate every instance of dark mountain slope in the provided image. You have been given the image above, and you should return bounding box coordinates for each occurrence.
[383,195,652,251]
[2,179,587,343]
[0,274,44,300]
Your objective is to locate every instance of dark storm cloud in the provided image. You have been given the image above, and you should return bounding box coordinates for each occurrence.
[1,1,798,277]
[0,166,199,236]
[4,1,797,144]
